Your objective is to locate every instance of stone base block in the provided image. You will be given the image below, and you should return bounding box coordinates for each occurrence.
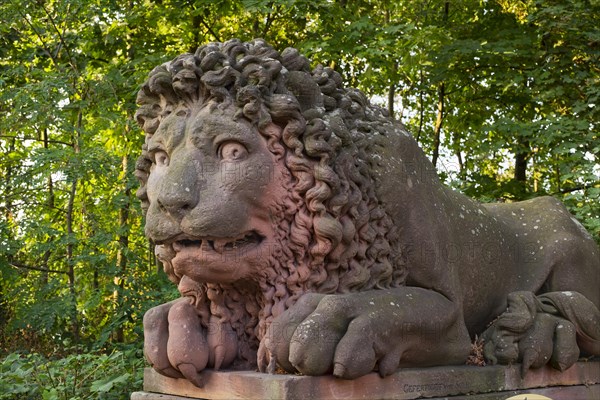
[132,386,600,400]
[132,361,600,400]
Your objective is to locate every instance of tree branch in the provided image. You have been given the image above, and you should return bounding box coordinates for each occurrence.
[16,8,61,70]
[9,260,65,275]
[262,3,278,37]
[553,182,600,195]
[0,134,73,147]
[197,15,221,42]
[38,0,80,77]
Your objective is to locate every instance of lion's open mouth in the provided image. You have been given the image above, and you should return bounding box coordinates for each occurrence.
[171,231,264,254]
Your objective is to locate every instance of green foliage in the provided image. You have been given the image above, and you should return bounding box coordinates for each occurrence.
[0,0,176,354]
[563,188,600,240]
[0,349,144,400]
[0,1,598,397]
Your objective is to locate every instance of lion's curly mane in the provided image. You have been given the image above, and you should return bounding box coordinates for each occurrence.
[135,39,406,367]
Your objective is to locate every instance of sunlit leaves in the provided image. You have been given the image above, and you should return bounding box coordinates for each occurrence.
[0,349,144,399]
[1,1,598,386]
[0,0,165,352]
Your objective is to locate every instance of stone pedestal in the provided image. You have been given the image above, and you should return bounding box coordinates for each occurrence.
[131,361,599,400]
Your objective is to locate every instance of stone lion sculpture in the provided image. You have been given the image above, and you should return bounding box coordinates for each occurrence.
[134,39,600,387]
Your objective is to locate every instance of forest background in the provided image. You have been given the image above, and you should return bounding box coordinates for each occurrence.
[1,0,598,398]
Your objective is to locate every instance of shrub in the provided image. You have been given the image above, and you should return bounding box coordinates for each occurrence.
[0,348,144,400]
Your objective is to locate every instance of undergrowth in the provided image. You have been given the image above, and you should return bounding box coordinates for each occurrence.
[0,348,144,400]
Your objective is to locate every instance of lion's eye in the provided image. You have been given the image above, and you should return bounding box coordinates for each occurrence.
[154,150,170,167]
[218,142,248,161]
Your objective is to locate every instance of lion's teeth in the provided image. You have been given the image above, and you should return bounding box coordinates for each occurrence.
[213,239,226,254]
[172,233,261,254]
[200,240,211,252]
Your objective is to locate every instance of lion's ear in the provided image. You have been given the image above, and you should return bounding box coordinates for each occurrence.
[287,71,323,112]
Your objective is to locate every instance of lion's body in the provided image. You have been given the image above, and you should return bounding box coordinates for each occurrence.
[135,39,600,385]
[370,127,600,335]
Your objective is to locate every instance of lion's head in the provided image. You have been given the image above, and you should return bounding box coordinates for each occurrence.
[135,39,405,366]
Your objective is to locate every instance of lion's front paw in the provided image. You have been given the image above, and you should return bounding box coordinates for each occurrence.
[143,298,237,387]
[259,292,392,378]
[259,289,470,379]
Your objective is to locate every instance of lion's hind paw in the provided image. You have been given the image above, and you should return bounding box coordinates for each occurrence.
[482,290,598,375]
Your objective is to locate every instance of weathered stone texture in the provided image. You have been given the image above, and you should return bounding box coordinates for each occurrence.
[132,361,599,400]
[134,38,600,386]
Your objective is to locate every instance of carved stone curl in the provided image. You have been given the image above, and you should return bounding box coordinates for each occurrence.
[134,39,600,387]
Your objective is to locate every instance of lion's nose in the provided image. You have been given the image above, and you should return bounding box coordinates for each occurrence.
[156,157,199,216]
[156,191,195,216]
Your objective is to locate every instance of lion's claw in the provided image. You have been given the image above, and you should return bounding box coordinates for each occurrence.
[522,313,560,375]
[167,300,209,374]
[143,297,238,387]
[550,320,578,371]
[155,365,183,379]
[482,291,599,375]
[333,363,348,378]
[378,349,403,377]
[206,316,238,371]
[265,288,471,379]
[178,363,204,387]
[332,316,378,379]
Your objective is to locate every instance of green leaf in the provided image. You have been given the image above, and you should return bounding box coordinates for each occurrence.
[90,373,131,393]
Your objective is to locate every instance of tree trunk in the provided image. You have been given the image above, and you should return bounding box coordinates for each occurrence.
[1,138,15,335]
[43,128,55,209]
[388,81,396,119]
[432,82,445,167]
[431,2,450,167]
[514,138,529,184]
[66,178,79,343]
[514,150,528,182]
[554,154,561,193]
[42,127,53,285]
[455,142,465,178]
[387,58,398,119]
[416,70,424,143]
[66,110,82,344]
[114,154,130,343]
[385,5,396,119]
[4,137,15,228]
